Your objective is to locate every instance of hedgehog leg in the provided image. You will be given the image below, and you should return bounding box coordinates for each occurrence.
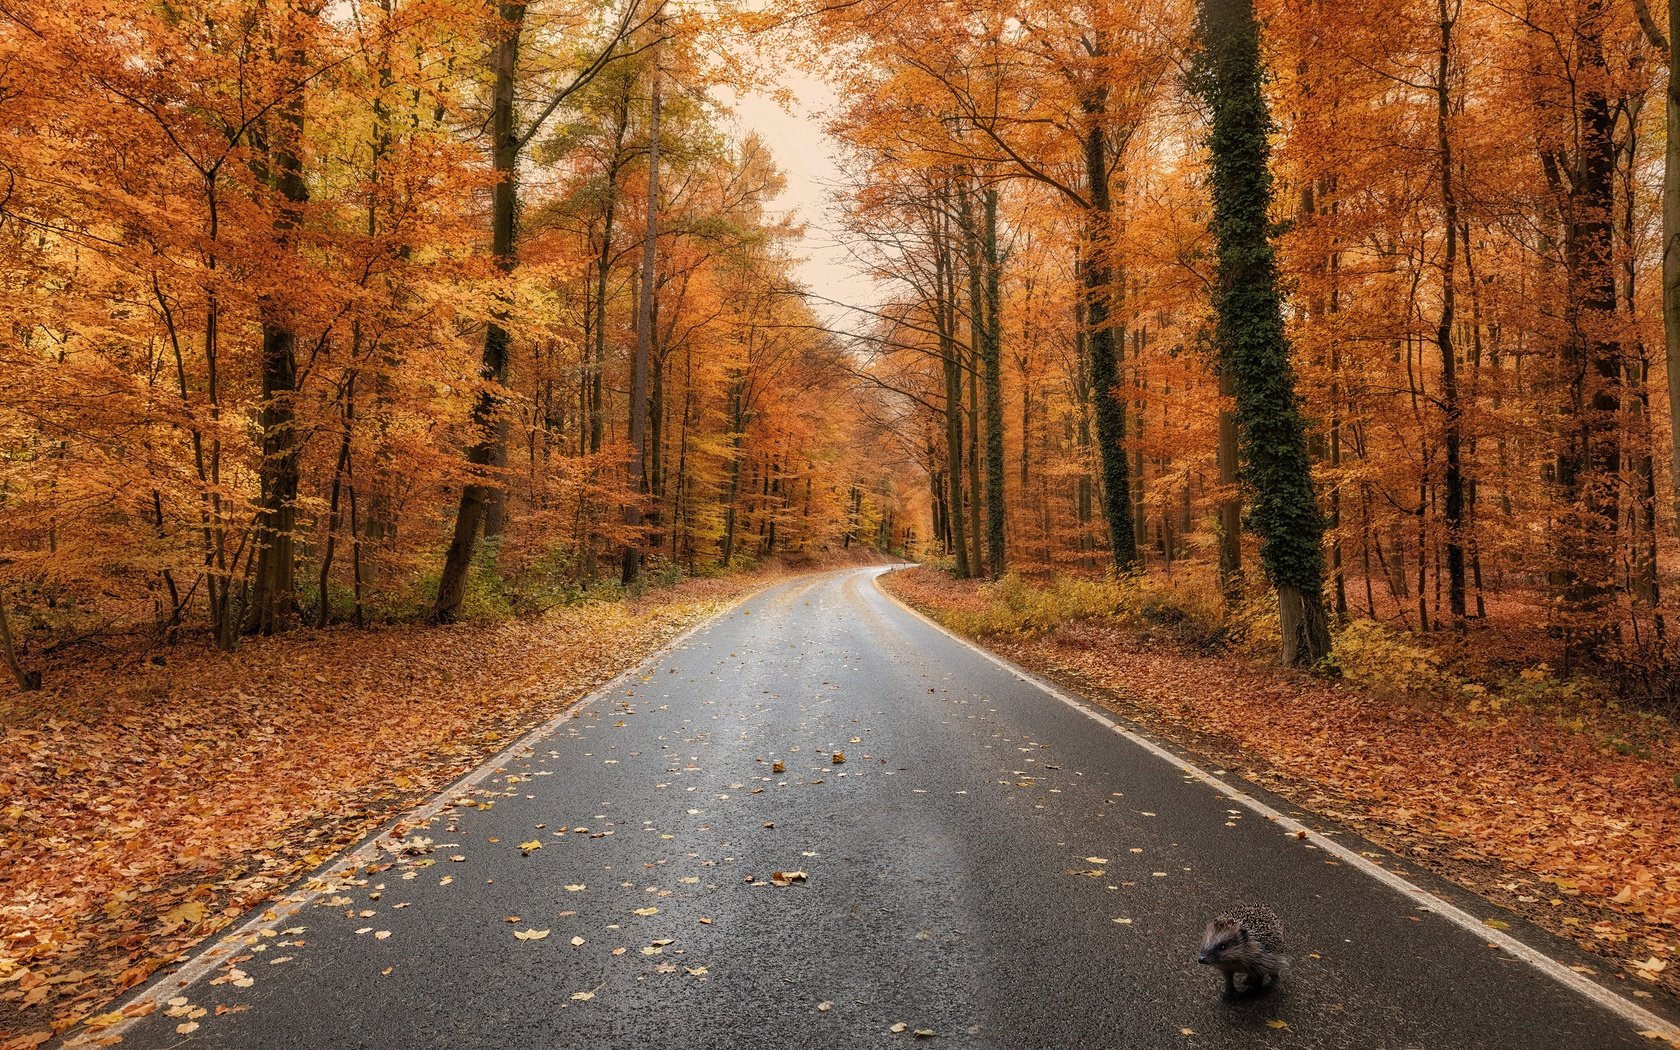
[1224,972,1237,996]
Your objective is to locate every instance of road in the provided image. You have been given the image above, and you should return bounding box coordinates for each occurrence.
[105,566,1676,1049]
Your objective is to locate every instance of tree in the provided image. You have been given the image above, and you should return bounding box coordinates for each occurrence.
[435,0,642,622]
[1194,0,1331,665]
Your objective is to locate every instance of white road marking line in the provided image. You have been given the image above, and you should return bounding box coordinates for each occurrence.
[871,567,1680,1042]
[74,576,791,1047]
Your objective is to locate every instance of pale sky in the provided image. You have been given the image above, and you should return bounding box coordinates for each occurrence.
[720,74,880,332]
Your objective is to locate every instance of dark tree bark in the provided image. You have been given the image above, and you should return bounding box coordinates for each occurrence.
[1435,0,1468,625]
[1195,0,1331,665]
[247,12,312,637]
[1551,1,1622,659]
[623,48,661,585]
[1081,95,1138,571]
[435,1,525,622]
[982,187,1006,578]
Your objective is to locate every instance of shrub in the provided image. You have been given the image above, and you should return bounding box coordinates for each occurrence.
[1325,618,1448,695]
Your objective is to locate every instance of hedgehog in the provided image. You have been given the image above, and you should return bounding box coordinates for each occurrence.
[1197,904,1286,995]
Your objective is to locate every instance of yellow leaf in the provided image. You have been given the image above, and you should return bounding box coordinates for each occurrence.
[570,990,595,1001]
[514,928,550,941]
[634,907,659,916]
[1266,1019,1290,1030]
[83,1012,124,1029]
[518,840,543,851]
[163,900,206,926]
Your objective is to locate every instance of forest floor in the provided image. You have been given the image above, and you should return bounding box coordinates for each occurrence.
[0,560,840,1048]
[882,567,1680,1004]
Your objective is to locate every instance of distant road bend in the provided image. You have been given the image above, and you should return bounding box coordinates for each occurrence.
[101,566,1680,1049]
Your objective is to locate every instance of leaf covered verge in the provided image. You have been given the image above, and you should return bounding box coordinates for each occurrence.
[0,571,780,1046]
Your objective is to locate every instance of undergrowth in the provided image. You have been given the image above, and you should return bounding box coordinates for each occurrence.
[934,567,1612,717]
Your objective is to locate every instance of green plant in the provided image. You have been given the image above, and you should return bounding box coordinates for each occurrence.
[1326,619,1447,695]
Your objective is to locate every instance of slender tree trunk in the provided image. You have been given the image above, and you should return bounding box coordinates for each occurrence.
[1657,0,1680,520]
[317,372,357,628]
[436,1,525,622]
[936,190,972,578]
[982,187,1006,577]
[623,39,661,586]
[1082,86,1138,571]
[1435,0,1468,625]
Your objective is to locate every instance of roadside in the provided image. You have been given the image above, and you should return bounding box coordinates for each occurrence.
[0,563,821,1047]
[881,566,1680,1005]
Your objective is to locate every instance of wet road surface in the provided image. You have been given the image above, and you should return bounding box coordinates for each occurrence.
[106,566,1678,1049]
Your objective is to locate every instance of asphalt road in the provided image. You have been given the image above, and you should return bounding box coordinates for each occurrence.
[106,566,1677,1049]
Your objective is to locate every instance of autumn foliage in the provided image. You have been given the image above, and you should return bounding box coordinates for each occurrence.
[789,0,1680,685]
[0,0,908,670]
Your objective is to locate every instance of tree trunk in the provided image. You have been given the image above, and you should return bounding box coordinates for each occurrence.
[247,15,311,636]
[1082,92,1138,571]
[435,1,524,622]
[1435,0,1468,625]
[623,42,661,586]
[936,190,972,579]
[1196,0,1331,665]
[982,188,1007,577]
[0,586,41,691]
[1664,0,1680,520]
[1553,2,1622,659]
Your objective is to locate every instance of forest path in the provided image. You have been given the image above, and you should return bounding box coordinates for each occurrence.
[104,566,1673,1049]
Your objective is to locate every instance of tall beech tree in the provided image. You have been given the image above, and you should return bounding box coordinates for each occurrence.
[1194,0,1331,665]
[435,0,642,623]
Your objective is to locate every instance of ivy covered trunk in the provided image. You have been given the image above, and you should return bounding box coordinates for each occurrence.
[1194,0,1331,666]
[1081,93,1138,572]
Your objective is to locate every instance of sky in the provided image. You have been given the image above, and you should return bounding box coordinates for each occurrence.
[721,74,881,332]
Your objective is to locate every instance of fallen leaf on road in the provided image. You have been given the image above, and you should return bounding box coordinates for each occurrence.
[1266,1019,1290,1029]
[771,871,809,886]
[513,928,550,941]
[570,991,595,1002]
[177,1022,200,1035]
[773,761,786,773]
[518,840,543,851]
[571,936,586,946]
[891,1022,908,1034]
[818,1001,833,1012]
[565,884,586,892]
[375,930,391,940]
[634,907,659,917]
